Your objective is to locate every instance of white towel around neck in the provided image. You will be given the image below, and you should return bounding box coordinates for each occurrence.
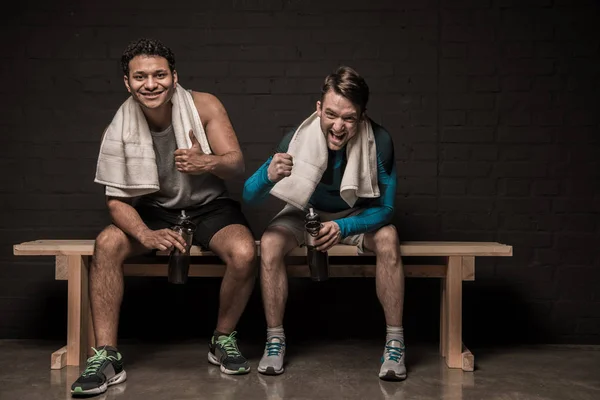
[270,111,379,210]
[94,84,212,198]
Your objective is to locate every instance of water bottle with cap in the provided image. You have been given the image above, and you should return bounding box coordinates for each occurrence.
[305,207,329,281]
[168,210,196,284]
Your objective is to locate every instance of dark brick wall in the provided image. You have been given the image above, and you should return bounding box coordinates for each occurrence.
[2,0,599,344]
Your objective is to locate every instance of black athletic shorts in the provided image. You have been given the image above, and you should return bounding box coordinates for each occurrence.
[135,198,250,249]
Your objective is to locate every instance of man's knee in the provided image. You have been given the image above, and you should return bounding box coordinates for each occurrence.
[93,225,131,263]
[228,239,257,268]
[218,230,256,278]
[260,227,294,264]
[373,225,400,259]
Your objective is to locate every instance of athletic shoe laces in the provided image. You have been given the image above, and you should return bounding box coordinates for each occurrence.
[217,331,242,358]
[82,347,118,377]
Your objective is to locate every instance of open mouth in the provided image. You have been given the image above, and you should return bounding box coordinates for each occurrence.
[329,130,346,145]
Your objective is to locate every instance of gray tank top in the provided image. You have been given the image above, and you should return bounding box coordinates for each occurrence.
[139,125,228,209]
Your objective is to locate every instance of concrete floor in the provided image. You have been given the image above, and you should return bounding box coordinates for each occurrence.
[0,340,599,400]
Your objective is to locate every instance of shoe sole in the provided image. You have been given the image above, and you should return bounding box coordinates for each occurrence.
[207,352,250,375]
[71,370,127,396]
[258,365,285,376]
[378,370,407,381]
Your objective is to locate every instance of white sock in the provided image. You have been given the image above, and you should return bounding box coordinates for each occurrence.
[267,325,285,343]
[386,325,404,345]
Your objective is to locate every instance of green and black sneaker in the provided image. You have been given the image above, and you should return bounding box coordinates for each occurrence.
[208,331,250,375]
[71,346,126,397]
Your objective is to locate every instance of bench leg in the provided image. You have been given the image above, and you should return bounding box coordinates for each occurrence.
[51,255,91,369]
[50,262,96,369]
[440,256,471,370]
[88,305,96,353]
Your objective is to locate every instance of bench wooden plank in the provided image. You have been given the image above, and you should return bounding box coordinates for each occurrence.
[14,240,513,257]
[55,255,68,280]
[51,263,477,281]
[120,264,449,278]
[461,256,475,281]
[462,343,475,372]
[51,346,67,370]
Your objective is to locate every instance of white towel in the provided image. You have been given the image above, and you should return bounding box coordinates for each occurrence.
[94,84,212,198]
[270,111,379,210]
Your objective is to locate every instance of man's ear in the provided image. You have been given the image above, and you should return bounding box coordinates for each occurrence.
[316,100,322,117]
[173,69,178,85]
[123,75,131,93]
[360,109,367,121]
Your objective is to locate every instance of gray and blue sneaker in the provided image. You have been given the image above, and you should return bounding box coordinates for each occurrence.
[258,336,286,375]
[71,346,127,396]
[379,339,407,381]
[208,331,250,375]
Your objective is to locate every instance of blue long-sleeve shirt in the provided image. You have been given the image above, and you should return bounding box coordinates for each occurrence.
[243,121,397,238]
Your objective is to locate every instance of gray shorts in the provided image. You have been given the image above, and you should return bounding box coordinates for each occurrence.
[268,204,367,254]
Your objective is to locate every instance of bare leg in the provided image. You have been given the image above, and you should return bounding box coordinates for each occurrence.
[363,225,404,327]
[90,225,147,347]
[208,224,257,334]
[259,226,298,328]
[364,225,407,380]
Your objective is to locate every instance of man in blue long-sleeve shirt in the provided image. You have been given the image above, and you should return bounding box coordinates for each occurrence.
[243,66,406,381]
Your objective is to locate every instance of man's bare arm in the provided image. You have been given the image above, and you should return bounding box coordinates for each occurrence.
[174,92,244,180]
[106,196,186,252]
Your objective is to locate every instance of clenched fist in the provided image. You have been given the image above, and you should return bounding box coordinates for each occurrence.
[267,153,293,183]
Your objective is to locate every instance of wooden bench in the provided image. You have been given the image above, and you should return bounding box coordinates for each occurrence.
[13,240,511,372]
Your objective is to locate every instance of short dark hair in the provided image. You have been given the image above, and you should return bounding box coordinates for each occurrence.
[321,66,370,114]
[120,38,176,76]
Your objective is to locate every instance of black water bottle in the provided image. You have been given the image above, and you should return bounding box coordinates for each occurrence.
[168,210,196,284]
[305,208,329,281]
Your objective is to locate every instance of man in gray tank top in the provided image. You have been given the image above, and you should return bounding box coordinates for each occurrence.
[72,38,256,396]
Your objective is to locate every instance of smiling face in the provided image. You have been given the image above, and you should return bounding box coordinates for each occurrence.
[316,89,363,151]
[124,55,177,110]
